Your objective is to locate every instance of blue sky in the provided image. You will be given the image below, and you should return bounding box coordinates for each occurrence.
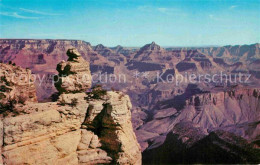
[0,0,259,47]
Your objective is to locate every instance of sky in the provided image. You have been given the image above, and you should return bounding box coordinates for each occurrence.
[0,0,259,47]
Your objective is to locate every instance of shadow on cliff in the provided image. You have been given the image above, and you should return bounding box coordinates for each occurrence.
[142,130,260,164]
[82,103,122,164]
[154,84,208,111]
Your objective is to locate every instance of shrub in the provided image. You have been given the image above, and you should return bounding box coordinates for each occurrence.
[58,99,66,106]
[70,98,78,107]
[85,84,107,100]
[1,76,11,86]
[0,96,26,117]
[50,92,60,102]
[0,98,18,116]
[7,99,17,111]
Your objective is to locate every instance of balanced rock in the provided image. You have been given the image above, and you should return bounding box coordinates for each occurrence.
[55,48,92,93]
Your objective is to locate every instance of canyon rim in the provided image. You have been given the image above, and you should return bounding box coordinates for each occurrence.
[0,0,260,164]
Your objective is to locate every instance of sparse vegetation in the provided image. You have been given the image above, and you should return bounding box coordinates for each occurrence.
[17,95,27,105]
[70,98,78,107]
[0,93,6,100]
[0,85,7,92]
[58,99,66,106]
[50,92,60,102]
[58,98,78,107]
[85,84,107,100]
[1,76,11,86]
[0,98,21,117]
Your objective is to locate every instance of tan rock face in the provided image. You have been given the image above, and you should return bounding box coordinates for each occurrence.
[0,51,141,164]
[2,91,141,165]
[55,48,92,93]
[0,63,37,103]
[0,120,3,164]
[83,91,142,164]
[0,63,37,115]
[2,102,82,165]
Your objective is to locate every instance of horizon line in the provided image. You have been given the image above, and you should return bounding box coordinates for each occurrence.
[0,38,259,48]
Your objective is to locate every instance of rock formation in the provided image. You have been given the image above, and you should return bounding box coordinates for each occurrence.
[55,48,92,93]
[142,122,260,164]
[133,41,166,62]
[80,91,141,164]
[0,48,141,164]
[1,39,259,102]
[1,39,260,163]
[0,63,37,115]
[93,44,127,65]
[137,86,260,149]
[0,39,113,100]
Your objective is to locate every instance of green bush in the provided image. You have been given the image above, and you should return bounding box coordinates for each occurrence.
[0,98,19,116]
[1,76,11,86]
[85,84,107,100]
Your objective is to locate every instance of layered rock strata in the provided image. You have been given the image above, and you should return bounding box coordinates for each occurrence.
[0,63,37,105]
[0,48,141,164]
[55,48,92,93]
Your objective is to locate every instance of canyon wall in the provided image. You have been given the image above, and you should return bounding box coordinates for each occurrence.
[1,39,259,164]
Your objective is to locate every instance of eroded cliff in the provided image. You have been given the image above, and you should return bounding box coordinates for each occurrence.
[0,48,141,164]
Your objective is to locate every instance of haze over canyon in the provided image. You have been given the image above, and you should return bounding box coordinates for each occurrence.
[0,39,260,164]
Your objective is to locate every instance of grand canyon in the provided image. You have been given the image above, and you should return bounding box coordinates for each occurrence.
[0,39,259,164]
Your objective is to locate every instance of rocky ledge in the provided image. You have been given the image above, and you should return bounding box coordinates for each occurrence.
[0,48,141,164]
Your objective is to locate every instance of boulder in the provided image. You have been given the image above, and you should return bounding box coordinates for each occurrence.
[55,48,92,93]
